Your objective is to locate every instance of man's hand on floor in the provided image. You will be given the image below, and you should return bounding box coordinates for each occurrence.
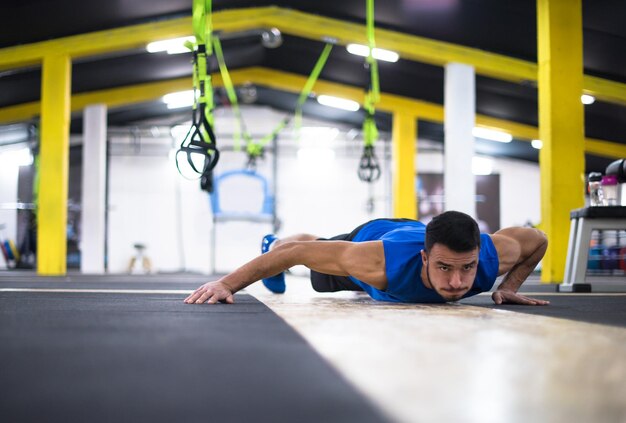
[184,280,235,304]
[492,289,550,306]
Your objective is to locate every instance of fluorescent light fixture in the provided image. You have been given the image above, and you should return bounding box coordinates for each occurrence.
[162,90,195,109]
[0,147,33,167]
[472,157,493,176]
[472,127,513,143]
[317,95,360,112]
[346,44,400,62]
[147,36,195,54]
[581,94,595,105]
[531,139,543,150]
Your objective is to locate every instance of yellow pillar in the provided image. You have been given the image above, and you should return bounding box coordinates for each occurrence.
[537,0,585,283]
[38,54,72,275]
[392,112,417,218]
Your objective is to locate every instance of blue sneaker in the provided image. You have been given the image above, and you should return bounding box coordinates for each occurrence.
[261,234,286,294]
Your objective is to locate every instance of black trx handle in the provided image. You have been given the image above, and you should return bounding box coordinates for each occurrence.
[173,0,218,191]
[200,165,214,192]
[245,151,262,170]
[357,0,381,184]
[175,101,220,177]
[358,145,381,183]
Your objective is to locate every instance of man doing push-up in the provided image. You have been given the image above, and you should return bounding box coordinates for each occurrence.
[185,211,549,306]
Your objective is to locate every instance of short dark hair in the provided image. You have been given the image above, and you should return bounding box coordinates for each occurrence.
[425,211,481,253]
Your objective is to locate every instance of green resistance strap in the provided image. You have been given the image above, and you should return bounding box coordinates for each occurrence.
[358,0,382,183]
[176,0,220,191]
[214,35,269,168]
[294,43,334,140]
[244,117,289,169]
[213,36,248,151]
[364,0,380,109]
[213,37,333,169]
[193,0,214,126]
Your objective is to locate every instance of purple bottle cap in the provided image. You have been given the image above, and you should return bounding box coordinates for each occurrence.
[602,175,618,185]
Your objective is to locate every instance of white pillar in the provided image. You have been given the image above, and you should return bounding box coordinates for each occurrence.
[444,62,476,217]
[0,158,19,269]
[80,104,107,273]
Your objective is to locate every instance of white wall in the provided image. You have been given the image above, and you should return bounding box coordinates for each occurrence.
[107,153,213,274]
[417,149,541,227]
[105,107,390,273]
[0,106,542,274]
[492,157,541,228]
[104,107,541,274]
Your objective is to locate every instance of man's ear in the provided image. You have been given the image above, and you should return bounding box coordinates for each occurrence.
[420,249,428,265]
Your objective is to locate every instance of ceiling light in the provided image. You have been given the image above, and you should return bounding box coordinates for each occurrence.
[472,127,513,143]
[317,95,360,112]
[581,94,595,105]
[531,139,543,149]
[147,36,195,54]
[162,90,195,109]
[472,157,493,176]
[346,44,399,62]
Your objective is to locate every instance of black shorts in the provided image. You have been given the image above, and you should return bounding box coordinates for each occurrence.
[309,218,416,293]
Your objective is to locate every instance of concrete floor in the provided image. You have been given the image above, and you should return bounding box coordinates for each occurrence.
[245,276,626,423]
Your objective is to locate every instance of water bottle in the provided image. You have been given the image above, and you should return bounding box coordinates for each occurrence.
[601,175,618,206]
[588,172,604,206]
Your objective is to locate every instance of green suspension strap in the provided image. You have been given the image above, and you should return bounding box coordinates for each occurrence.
[213,37,246,151]
[214,36,283,169]
[294,43,334,140]
[176,0,220,191]
[358,0,382,183]
[244,119,289,169]
[194,0,214,127]
[213,38,333,169]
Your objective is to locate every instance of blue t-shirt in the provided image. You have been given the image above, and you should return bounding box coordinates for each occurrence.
[347,219,499,303]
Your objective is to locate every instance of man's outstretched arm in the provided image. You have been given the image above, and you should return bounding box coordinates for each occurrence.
[184,240,386,304]
[490,227,549,306]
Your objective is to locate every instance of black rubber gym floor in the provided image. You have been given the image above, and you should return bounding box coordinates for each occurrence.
[0,278,390,423]
[461,294,626,328]
[1,273,624,422]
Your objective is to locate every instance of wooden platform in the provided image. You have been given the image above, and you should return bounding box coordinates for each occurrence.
[247,276,626,423]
